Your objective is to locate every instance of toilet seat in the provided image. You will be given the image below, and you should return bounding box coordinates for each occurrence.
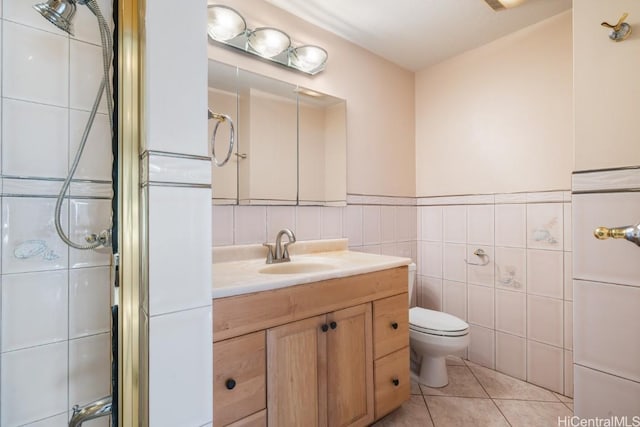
[409,307,469,337]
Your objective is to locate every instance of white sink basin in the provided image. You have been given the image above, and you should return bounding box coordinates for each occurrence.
[259,261,337,275]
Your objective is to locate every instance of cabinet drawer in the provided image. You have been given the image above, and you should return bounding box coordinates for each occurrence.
[374,346,410,420]
[213,331,266,427]
[373,293,409,359]
[226,410,266,427]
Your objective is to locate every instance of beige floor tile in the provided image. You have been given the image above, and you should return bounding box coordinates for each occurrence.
[494,400,572,427]
[447,355,466,366]
[425,396,509,427]
[553,391,573,403]
[372,395,434,427]
[420,366,489,398]
[467,361,557,401]
[411,380,422,395]
[564,402,574,411]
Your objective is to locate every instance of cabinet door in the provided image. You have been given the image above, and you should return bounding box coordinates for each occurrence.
[267,314,328,427]
[327,303,374,427]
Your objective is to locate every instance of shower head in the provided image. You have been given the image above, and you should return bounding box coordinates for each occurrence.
[33,0,78,35]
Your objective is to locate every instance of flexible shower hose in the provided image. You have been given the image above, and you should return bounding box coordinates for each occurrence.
[54,0,114,250]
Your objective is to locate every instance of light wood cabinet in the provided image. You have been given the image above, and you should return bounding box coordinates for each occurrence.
[212,266,409,426]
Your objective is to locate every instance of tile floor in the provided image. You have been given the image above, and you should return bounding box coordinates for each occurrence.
[374,357,573,427]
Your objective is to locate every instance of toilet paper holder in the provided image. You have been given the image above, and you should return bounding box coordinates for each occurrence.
[464,248,490,266]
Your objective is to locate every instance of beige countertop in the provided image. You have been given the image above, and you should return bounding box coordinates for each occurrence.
[212,239,411,299]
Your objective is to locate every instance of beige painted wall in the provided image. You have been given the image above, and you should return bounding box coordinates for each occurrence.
[415,11,573,197]
[207,0,416,197]
[574,1,640,170]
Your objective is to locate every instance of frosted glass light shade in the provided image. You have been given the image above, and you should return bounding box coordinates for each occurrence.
[248,27,291,58]
[207,5,246,41]
[290,45,328,73]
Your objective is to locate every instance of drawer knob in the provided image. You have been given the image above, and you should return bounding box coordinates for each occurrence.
[391,322,398,330]
[225,379,236,390]
[330,321,337,330]
[321,324,329,332]
[392,378,400,387]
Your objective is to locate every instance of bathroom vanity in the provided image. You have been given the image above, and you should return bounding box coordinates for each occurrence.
[211,244,410,427]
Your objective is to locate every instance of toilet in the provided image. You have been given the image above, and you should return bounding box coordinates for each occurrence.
[407,263,470,388]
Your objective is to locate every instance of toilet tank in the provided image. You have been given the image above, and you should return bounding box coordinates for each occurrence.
[408,262,416,307]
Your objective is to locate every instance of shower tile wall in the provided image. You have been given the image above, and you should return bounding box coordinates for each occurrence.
[572,169,640,417]
[212,195,418,262]
[0,0,114,425]
[417,191,573,397]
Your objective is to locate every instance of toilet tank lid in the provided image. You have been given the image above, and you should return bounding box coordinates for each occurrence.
[410,307,469,332]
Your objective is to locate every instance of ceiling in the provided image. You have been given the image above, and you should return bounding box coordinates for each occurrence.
[266,0,572,71]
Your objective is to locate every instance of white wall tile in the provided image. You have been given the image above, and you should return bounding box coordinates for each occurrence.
[3,22,69,106]
[418,276,442,310]
[443,243,466,283]
[467,205,494,245]
[564,252,572,301]
[495,204,526,248]
[495,247,526,292]
[443,280,467,321]
[321,207,343,239]
[395,206,414,242]
[380,243,397,257]
[421,206,442,242]
[1,342,68,426]
[527,340,563,394]
[72,0,113,46]
[563,203,572,251]
[396,241,414,261]
[421,242,442,278]
[69,267,111,339]
[564,301,572,350]
[466,245,494,287]
[1,270,68,352]
[2,98,69,177]
[266,206,295,242]
[145,0,207,155]
[564,350,573,398]
[496,332,526,380]
[27,414,69,427]
[362,206,381,245]
[495,289,526,337]
[70,40,107,113]
[69,199,112,269]
[527,249,563,299]
[343,205,363,247]
[573,192,640,287]
[468,284,494,329]
[527,295,563,348]
[4,0,69,35]
[527,203,563,250]
[149,307,212,427]
[356,245,381,255]
[212,205,234,247]
[70,111,112,181]
[2,197,69,274]
[574,365,640,418]
[468,325,495,369]
[69,333,111,407]
[148,187,211,316]
[574,280,640,382]
[443,206,466,243]
[147,156,210,186]
[380,206,395,244]
[296,206,322,241]
[234,206,266,245]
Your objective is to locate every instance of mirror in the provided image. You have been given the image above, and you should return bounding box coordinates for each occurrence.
[207,59,347,206]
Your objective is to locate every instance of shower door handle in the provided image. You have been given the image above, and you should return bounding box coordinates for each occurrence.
[593,223,640,247]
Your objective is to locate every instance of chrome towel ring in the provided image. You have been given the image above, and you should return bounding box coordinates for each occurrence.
[208,108,235,167]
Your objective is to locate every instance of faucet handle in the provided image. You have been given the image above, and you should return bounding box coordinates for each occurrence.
[282,241,294,261]
[263,243,275,264]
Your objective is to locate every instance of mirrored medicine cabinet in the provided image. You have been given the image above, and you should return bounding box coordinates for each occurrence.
[207,59,347,206]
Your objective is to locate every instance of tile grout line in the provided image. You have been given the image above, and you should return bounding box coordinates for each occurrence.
[463,359,513,426]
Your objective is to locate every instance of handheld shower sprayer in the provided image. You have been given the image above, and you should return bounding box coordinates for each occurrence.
[33,0,114,251]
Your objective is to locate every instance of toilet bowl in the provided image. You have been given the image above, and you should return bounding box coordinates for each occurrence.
[407,264,469,387]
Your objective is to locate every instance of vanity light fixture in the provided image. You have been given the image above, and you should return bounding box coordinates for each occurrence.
[484,0,526,11]
[207,4,328,75]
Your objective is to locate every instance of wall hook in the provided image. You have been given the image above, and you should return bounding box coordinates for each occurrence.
[601,13,632,42]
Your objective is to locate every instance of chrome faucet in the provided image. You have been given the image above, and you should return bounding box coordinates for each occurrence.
[264,228,296,264]
[69,396,112,427]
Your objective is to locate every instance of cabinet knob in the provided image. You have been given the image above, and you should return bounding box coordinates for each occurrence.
[225,379,236,390]
[321,324,329,332]
[392,378,400,387]
[330,321,337,330]
[391,322,398,330]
